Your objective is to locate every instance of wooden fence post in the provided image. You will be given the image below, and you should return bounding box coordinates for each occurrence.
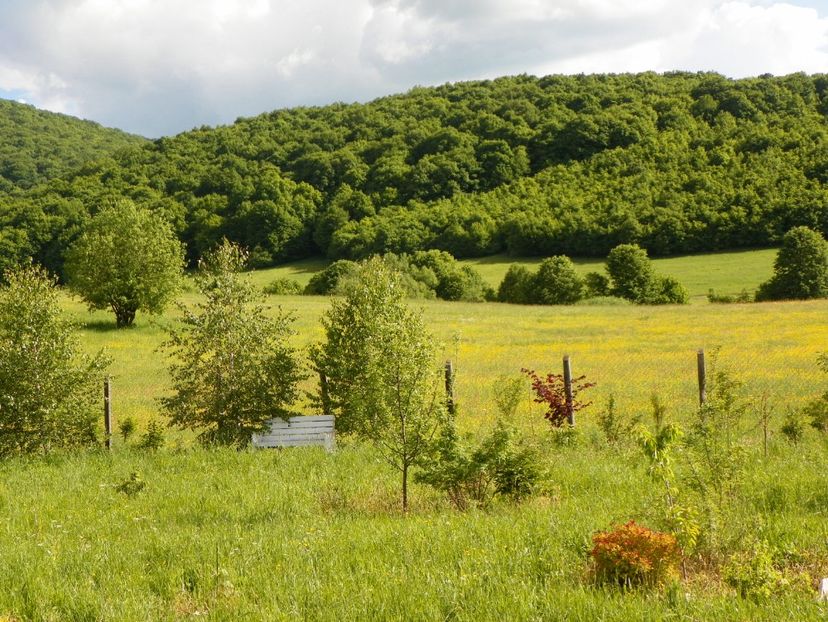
[104,376,112,450]
[319,372,332,417]
[563,355,574,426]
[444,360,456,416]
[697,349,707,406]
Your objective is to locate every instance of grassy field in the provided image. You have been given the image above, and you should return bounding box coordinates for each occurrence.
[4,250,828,620]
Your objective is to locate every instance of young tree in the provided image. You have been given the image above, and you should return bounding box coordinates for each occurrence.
[310,258,446,510]
[755,226,828,301]
[162,241,304,447]
[65,200,185,327]
[0,264,108,455]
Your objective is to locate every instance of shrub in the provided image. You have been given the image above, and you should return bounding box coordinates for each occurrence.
[0,264,109,455]
[598,394,640,446]
[590,521,681,588]
[780,410,808,444]
[497,265,533,304]
[723,541,782,601]
[605,244,688,305]
[584,271,611,297]
[707,289,752,303]
[138,420,165,451]
[408,250,487,302]
[118,417,137,443]
[115,472,146,497]
[522,368,594,427]
[651,276,689,304]
[303,260,358,295]
[530,255,584,304]
[416,419,542,510]
[263,278,303,295]
[756,226,828,301]
[606,244,655,302]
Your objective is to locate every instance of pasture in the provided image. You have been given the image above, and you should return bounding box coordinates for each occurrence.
[2,248,827,620]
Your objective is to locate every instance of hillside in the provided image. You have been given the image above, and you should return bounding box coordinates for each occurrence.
[1,73,827,276]
[0,98,146,192]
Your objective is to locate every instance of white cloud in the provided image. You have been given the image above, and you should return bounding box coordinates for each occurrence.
[0,0,825,136]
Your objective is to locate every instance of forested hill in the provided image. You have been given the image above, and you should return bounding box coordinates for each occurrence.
[2,72,828,275]
[0,99,146,192]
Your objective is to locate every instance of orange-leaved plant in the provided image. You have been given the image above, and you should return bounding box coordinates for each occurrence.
[590,520,681,588]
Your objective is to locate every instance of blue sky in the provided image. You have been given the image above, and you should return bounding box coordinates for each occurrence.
[1,0,826,137]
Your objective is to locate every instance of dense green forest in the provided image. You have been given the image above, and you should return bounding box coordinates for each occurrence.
[1,72,827,275]
[0,99,145,192]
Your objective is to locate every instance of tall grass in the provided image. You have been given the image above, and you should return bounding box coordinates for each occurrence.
[1,440,825,620]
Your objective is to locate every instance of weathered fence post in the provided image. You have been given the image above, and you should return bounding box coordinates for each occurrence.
[319,372,332,417]
[444,360,456,416]
[563,355,574,426]
[697,349,707,406]
[104,376,112,450]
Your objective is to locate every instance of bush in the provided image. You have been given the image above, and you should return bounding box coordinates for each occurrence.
[138,420,165,451]
[780,410,808,444]
[756,226,828,301]
[530,255,584,304]
[118,417,137,443]
[416,419,542,510]
[723,541,783,601]
[651,276,689,304]
[590,521,681,588]
[263,278,303,295]
[574,296,632,306]
[0,264,109,455]
[522,368,594,427]
[303,260,359,295]
[605,244,688,305]
[707,289,752,304]
[606,244,655,302]
[497,265,533,304]
[598,394,640,446]
[408,250,487,302]
[584,271,611,297]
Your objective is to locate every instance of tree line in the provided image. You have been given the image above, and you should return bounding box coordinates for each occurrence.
[1,72,827,277]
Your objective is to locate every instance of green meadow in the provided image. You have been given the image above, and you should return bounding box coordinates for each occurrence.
[2,247,827,620]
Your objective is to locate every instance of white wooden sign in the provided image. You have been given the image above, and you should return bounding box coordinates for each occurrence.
[252,415,335,452]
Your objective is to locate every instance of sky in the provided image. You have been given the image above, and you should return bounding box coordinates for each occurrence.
[0,0,827,137]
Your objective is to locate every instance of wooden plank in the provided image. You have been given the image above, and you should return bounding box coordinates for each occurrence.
[264,421,334,429]
[253,416,336,451]
[254,434,330,442]
[255,439,330,448]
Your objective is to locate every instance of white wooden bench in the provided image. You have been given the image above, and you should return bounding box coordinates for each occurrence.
[252,415,335,451]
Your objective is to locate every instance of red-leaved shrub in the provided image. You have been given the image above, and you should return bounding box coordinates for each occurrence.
[590,521,681,587]
[522,368,594,427]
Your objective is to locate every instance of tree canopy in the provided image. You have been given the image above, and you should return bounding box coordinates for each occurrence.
[64,201,185,327]
[2,72,828,273]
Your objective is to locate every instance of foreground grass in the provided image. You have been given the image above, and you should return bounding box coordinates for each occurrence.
[1,439,826,621]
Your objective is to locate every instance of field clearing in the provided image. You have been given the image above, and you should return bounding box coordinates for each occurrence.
[5,265,828,620]
[67,288,828,435]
